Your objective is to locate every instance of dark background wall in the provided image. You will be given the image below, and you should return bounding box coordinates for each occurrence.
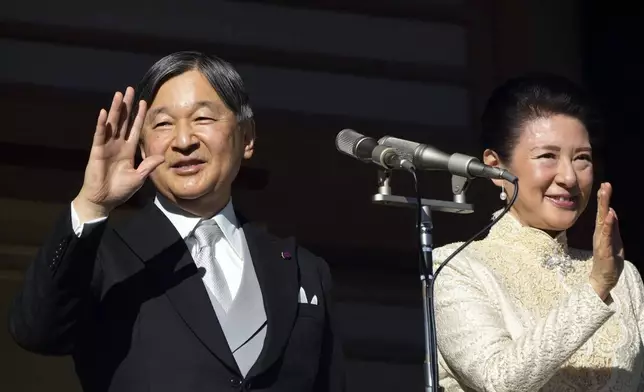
[0,1,639,390]
[581,0,644,270]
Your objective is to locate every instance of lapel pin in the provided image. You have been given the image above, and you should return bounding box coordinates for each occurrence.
[281,251,292,260]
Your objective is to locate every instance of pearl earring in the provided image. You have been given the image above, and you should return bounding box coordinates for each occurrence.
[500,184,507,201]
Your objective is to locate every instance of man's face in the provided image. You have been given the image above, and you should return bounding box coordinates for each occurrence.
[140,69,254,206]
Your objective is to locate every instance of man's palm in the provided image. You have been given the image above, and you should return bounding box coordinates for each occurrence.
[79,88,164,212]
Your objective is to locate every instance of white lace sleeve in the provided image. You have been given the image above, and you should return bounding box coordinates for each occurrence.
[627,262,644,345]
[433,248,616,392]
[624,262,644,390]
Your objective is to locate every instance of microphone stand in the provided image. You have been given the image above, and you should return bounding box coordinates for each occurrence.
[420,204,440,392]
[372,171,473,392]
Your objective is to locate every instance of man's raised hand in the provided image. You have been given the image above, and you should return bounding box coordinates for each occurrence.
[73,87,164,222]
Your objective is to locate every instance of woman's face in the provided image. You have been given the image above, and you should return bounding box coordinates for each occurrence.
[484,114,594,234]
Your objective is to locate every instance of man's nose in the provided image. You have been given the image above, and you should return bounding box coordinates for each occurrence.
[172,121,199,152]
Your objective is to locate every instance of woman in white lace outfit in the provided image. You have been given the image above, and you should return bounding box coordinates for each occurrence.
[433,74,644,392]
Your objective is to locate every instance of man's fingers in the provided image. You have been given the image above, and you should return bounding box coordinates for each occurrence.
[123,87,135,113]
[119,87,135,138]
[105,91,123,139]
[92,109,109,146]
[136,155,165,179]
[127,100,148,145]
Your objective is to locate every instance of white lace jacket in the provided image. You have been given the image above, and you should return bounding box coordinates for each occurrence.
[433,212,644,392]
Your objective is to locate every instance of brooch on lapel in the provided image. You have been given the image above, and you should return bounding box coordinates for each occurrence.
[281,251,292,260]
[541,253,575,276]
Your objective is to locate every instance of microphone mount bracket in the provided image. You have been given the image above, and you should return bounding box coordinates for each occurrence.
[372,170,474,214]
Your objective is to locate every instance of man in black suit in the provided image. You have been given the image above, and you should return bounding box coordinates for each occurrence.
[8,51,345,392]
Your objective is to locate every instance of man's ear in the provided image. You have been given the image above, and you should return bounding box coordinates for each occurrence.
[242,119,256,160]
[483,148,505,188]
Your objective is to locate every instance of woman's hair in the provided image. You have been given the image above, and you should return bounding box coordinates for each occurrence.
[480,73,600,163]
[132,51,253,123]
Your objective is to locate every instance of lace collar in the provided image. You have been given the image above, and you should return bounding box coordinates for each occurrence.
[486,210,575,275]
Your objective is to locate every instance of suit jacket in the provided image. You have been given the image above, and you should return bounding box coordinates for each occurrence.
[8,202,345,392]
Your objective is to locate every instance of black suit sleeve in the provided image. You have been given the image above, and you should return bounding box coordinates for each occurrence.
[7,204,104,355]
[314,256,346,392]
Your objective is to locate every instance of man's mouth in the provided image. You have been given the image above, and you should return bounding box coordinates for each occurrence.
[171,159,205,168]
[170,159,206,174]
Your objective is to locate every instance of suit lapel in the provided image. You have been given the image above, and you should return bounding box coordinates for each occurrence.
[241,222,299,378]
[114,203,241,375]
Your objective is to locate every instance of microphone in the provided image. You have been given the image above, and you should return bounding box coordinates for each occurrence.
[335,129,415,171]
[378,136,517,182]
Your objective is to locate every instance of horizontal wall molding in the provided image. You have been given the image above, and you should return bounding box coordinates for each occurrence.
[0,22,468,86]
[0,83,475,152]
[0,142,269,191]
[0,0,467,68]
[0,198,137,248]
[236,0,468,24]
[0,39,470,127]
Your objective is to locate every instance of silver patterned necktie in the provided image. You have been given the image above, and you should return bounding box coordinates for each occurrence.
[191,221,233,313]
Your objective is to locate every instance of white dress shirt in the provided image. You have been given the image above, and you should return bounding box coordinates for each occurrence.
[70,196,246,301]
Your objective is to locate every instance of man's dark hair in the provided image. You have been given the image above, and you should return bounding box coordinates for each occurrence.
[133,51,253,123]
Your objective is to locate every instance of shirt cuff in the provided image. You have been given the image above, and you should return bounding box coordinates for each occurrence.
[70,201,108,237]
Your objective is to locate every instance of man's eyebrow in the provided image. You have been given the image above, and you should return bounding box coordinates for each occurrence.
[148,101,217,117]
[147,101,219,120]
[146,106,167,120]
